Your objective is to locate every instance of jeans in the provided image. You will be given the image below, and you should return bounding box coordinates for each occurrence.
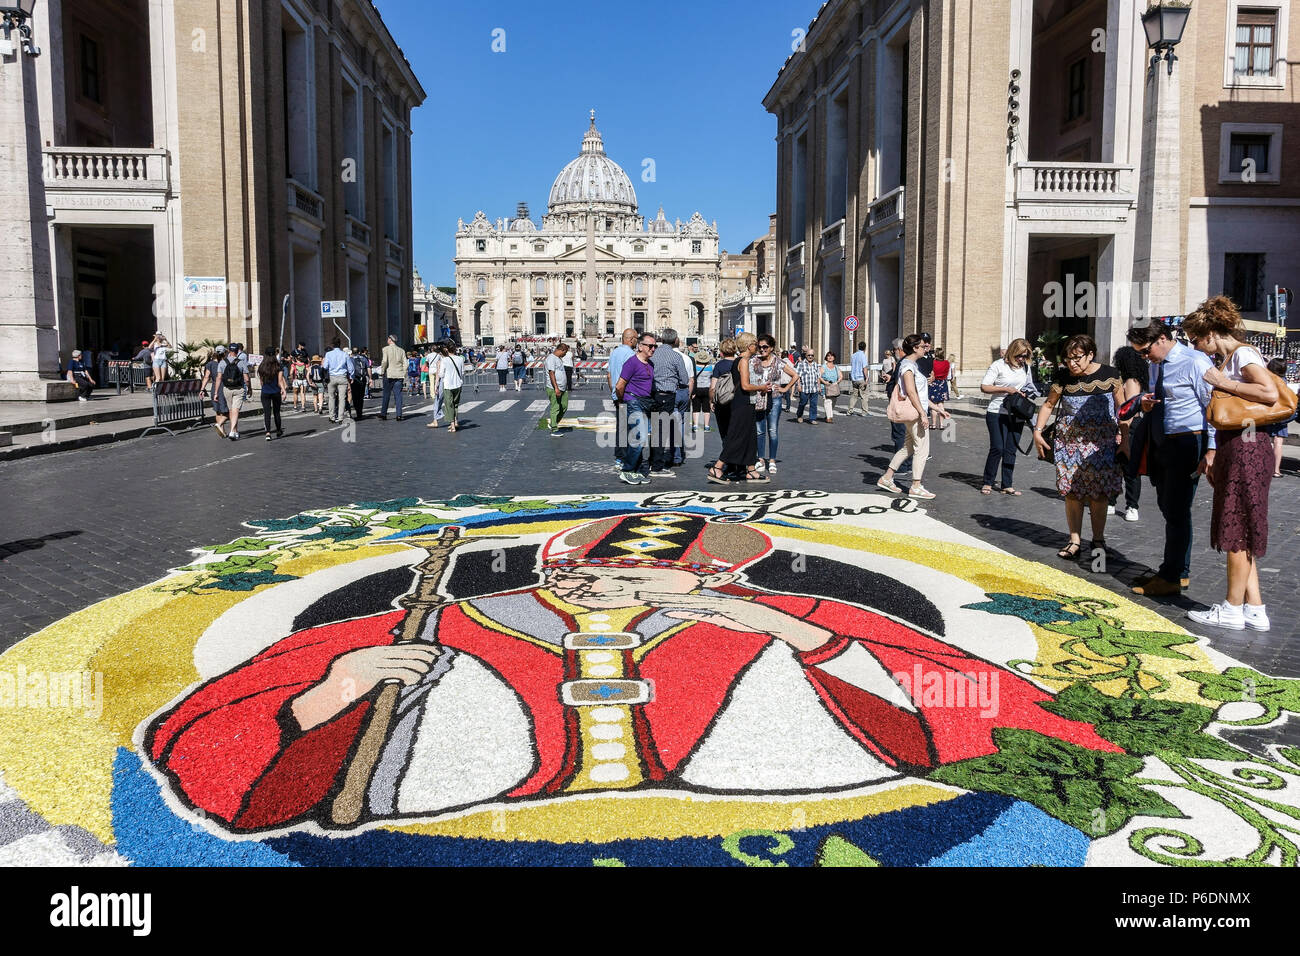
[612,399,627,463]
[1148,432,1203,582]
[350,379,365,419]
[621,397,651,473]
[796,390,820,422]
[261,393,283,434]
[756,393,783,460]
[381,377,404,417]
[649,391,677,471]
[983,411,1024,488]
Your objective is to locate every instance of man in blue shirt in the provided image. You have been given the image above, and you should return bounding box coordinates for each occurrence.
[1128,321,1214,597]
[322,338,355,423]
[848,341,870,416]
[607,328,637,469]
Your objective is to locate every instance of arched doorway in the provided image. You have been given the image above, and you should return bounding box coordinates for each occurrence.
[605,320,615,337]
[565,319,575,337]
[689,301,705,336]
[633,313,646,333]
[474,301,488,341]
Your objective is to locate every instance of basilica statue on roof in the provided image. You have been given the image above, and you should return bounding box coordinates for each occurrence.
[454,112,722,346]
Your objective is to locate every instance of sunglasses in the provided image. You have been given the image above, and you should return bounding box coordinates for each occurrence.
[1134,344,1151,356]
[641,342,657,349]
[759,345,772,351]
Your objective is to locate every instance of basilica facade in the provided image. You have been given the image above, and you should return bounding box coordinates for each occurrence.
[454,114,721,346]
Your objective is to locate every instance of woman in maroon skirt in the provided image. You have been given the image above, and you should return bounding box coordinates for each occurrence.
[1183,297,1280,632]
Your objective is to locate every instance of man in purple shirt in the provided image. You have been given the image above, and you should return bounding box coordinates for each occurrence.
[615,333,657,484]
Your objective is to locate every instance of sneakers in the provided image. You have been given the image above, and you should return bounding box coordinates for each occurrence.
[1124,508,1140,522]
[649,469,675,478]
[1106,505,1116,516]
[265,434,273,442]
[1187,602,1246,631]
[213,423,226,438]
[228,431,240,441]
[755,460,767,473]
[1244,604,1271,631]
[619,471,648,485]
[549,430,564,438]
[704,425,712,432]
[876,477,902,494]
[908,486,936,500]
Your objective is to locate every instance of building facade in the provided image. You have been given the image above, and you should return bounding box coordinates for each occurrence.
[412,266,456,342]
[719,214,779,338]
[764,0,1299,382]
[30,0,423,366]
[453,114,722,346]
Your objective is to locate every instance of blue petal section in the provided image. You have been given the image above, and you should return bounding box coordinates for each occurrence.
[264,792,1031,867]
[110,748,297,867]
[925,799,1089,867]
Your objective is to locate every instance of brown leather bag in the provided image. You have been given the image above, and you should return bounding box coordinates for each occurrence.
[1208,362,1297,431]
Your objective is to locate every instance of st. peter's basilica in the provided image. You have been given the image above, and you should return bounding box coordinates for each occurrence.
[453,112,721,345]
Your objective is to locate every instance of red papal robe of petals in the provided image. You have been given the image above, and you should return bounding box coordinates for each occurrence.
[147,591,1122,831]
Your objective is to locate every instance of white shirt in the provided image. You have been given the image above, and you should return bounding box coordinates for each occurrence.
[1222,345,1265,383]
[981,359,1031,415]
[897,358,929,415]
[677,347,696,386]
[441,355,464,390]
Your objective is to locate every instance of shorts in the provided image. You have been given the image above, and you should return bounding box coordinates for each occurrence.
[691,388,711,412]
[152,359,168,370]
[222,387,245,413]
[292,377,306,390]
[311,383,325,395]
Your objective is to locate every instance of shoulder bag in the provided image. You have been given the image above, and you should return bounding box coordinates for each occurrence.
[1207,351,1297,430]
[886,368,919,423]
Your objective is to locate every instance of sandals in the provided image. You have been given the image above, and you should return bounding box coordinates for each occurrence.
[745,467,771,483]
[1001,487,1022,496]
[706,465,729,485]
[980,485,993,495]
[1057,541,1082,559]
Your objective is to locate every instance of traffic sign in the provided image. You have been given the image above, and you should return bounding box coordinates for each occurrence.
[321,300,347,318]
[844,315,859,332]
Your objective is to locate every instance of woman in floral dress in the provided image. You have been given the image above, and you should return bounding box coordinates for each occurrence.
[1033,334,1126,564]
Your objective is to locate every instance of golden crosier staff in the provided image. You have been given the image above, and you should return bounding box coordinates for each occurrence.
[330,525,466,826]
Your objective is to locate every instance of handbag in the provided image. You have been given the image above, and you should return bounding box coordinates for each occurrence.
[886,380,919,423]
[1035,420,1057,464]
[1004,391,1037,424]
[1208,370,1298,431]
[823,370,841,398]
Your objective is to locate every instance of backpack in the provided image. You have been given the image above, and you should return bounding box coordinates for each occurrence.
[309,363,326,385]
[512,349,525,366]
[221,359,245,390]
[713,367,735,405]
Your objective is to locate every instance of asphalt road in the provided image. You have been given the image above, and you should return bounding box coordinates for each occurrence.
[4,381,1299,716]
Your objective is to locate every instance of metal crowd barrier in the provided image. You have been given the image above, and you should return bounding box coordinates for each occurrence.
[468,360,610,393]
[105,360,150,394]
[141,379,206,437]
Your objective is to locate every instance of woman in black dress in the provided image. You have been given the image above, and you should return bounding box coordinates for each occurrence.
[708,333,768,483]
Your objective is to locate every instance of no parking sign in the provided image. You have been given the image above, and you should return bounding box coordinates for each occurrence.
[844,315,859,333]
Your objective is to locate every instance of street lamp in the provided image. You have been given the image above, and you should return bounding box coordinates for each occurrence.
[0,0,40,57]
[1141,2,1191,76]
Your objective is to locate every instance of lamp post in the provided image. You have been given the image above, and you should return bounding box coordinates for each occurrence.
[1141,2,1191,76]
[1131,2,1191,328]
[0,0,73,402]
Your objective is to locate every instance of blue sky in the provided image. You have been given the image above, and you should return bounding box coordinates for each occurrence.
[373,0,824,287]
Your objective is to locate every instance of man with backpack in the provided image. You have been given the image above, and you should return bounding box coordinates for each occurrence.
[350,347,370,421]
[216,343,251,440]
[322,338,354,423]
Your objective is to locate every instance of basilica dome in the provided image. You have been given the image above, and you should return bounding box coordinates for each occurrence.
[547,112,638,216]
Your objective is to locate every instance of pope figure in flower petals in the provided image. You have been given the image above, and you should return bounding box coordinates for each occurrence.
[146,513,1121,833]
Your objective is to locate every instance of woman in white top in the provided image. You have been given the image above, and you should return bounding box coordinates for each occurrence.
[495,349,510,391]
[877,334,935,499]
[1182,297,1280,633]
[427,348,446,428]
[150,333,171,386]
[979,337,1034,495]
[440,343,466,433]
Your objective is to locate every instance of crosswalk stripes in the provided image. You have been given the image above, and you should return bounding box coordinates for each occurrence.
[603,400,614,411]
[457,402,483,414]
[526,400,548,412]
[568,400,586,411]
[486,400,518,412]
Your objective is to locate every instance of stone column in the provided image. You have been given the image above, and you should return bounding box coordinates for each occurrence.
[0,35,74,401]
[1131,54,1182,319]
